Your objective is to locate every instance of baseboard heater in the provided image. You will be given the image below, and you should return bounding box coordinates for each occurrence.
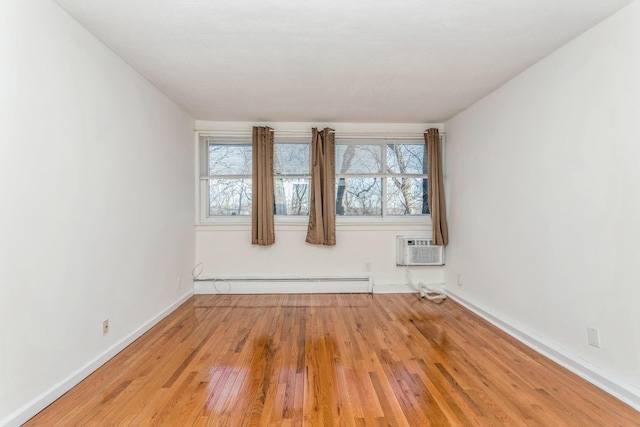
[193,276,373,294]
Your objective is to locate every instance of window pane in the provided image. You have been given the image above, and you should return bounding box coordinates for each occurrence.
[209,144,252,175]
[386,177,429,215]
[387,144,427,174]
[274,143,310,175]
[336,177,382,216]
[208,178,252,216]
[274,178,309,215]
[336,144,383,174]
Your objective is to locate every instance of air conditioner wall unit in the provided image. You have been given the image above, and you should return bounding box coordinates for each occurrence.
[396,236,444,266]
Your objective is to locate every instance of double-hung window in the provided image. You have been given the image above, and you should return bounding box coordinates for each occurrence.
[336,138,429,217]
[200,135,312,218]
[200,137,253,216]
[274,139,310,215]
[199,135,429,222]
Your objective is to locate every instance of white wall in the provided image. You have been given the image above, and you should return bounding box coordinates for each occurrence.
[195,121,444,292]
[444,0,640,404]
[0,0,195,424]
[196,226,441,291]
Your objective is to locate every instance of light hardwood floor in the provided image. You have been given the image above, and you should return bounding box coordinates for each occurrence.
[25,294,639,426]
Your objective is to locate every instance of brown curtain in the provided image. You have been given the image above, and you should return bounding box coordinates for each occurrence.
[306,128,336,246]
[425,128,449,245]
[252,126,275,246]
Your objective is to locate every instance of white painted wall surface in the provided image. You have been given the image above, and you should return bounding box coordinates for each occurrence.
[196,226,442,292]
[195,121,444,292]
[445,0,640,399]
[0,0,195,424]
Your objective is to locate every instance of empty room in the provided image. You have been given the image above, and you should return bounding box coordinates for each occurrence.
[2,0,640,425]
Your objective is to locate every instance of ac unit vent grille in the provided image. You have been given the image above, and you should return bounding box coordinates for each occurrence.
[396,237,444,266]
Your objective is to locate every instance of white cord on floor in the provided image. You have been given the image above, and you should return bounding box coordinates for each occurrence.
[405,267,447,303]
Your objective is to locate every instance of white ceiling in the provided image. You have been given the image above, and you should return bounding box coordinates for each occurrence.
[52,0,633,123]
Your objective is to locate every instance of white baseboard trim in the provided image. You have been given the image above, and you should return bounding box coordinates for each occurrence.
[372,283,415,294]
[372,282,446,295]
[445,289,640,412]
[194,277,372,294]
[1,290,194,427]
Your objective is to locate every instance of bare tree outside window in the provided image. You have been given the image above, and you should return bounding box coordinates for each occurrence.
[208,178,252,215]
[207,143,252,216]
[274,142,310,215]
[204,138,312,217]
[386,143,428,215]
[202,136,429,220]
[335,143,383,215]
[335,139,428,216]
[336,145,354,215]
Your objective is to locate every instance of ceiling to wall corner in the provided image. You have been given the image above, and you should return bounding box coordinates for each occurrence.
[52,0,633,123]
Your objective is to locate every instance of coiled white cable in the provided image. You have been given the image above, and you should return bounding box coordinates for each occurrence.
[192,263,204,279]
[211,278,231,294]
[192,263,231,294]
[406,267,447,303]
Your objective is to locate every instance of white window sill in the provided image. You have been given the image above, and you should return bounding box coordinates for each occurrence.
[196,216,432,232]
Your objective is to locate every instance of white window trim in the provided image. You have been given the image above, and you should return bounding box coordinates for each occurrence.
[195,219,433,233]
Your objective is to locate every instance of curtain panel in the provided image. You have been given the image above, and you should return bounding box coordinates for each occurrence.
[252,126,275,246]
[306,127,336,246]
[425,128,449,246]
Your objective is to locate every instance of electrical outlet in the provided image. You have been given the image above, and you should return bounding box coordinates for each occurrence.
[364,262,372,272]
[457,274,463,286]
[587,327,601,348]
[102,319,109,336]
[177,277,182,288]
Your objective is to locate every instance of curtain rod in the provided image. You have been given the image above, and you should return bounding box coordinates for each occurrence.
[196,129,444,137]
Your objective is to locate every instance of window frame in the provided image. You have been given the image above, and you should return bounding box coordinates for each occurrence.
[199,136,253,219]
[335,138,429,218]
[196,131,440,228]
[273,138,312,217]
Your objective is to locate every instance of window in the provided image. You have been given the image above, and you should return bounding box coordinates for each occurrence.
[274,141,310,215]
[200,136,311,218]
[199,134,430,222]
[201,138,252,216]
[336,139,429,216]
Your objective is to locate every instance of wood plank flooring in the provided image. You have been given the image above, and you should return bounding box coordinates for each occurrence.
[25,294,639,426]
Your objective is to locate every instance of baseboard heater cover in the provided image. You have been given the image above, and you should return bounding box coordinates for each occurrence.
[193,276,373,294]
